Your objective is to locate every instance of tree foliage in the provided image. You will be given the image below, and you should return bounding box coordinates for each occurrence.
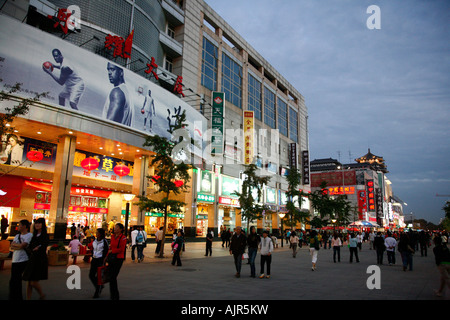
[136,110,192,257]
[284,167,309,227]
[233,164,271,232]
[309,181,352,226]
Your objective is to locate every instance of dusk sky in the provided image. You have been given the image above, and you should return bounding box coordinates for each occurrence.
[204,0,450,224]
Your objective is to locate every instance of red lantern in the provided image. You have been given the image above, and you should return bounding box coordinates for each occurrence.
[174,180,184,187]
[80,157,99,171]
[27,150,44,162]
[114,164,130,177]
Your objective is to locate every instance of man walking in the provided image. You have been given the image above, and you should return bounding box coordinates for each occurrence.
[229,226,247,278]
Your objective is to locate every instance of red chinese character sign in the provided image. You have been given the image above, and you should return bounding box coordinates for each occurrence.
[144,57,159,79]
[47,5,81,35]
[174,76,185,97]
[104,30,134,59]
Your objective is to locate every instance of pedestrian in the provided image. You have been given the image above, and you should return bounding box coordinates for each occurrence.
[348,233,360,263]
[357,232,363,251]
[68,235,82,262]
[1,214,9,237]
[130,226,138,261]
[369,231,375,250]
[107,223,127,300]
[89,228,109,299]
[419,230,429,257]
[259,230,273,278]
[398,232,414,271]
[8,219,32,300]
[226,228,232,248]
[331,233,342,263]
[298,230,304,248]
[221,226,226,247]
[290,231,299,258]
[171,230,183,266]
[432,236,450,297]
[247,226,260,278]
[135,226,147,262]
[155,226,164,254]
[309,230,320,271]
[22,218,49,300]
[373,232,385,265]
[70,223,76,238]
[205,230,213,256]
[384,231,397,265]
[322,231,328,249]
[229,226,247,278]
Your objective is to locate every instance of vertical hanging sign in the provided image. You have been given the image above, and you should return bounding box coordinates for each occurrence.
[302,150,310,185]
[211,92,225,155]
[243,111,254,164]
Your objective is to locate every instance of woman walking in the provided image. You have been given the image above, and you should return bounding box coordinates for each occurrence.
[247,226,260,278]
[331,233,342,263]
[290,231,299,258]
[22,218,49,300]
[89,228,109,298]
[309,230,320,271]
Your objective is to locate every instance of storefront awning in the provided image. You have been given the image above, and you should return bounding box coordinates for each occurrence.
[0,175,24,207]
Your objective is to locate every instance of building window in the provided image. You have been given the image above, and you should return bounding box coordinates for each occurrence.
[277,98,288,137]
[247,73,262,120]
[165,57,173,73]
[167,24,175,39]
[289,107,298,143]
[201,37,218,91]
[221,53,242,108]
[264,87,276,129]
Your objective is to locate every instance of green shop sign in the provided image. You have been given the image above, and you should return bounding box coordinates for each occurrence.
[197,193,215,203]
[122,210,184,218]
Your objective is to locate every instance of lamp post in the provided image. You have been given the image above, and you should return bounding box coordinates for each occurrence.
[123,194,136,237]
[279,212,286,248]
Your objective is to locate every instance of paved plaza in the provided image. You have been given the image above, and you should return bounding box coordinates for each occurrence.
[0,239,447,305]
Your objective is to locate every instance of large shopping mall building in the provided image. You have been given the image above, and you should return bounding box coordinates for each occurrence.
[0,0,310,239]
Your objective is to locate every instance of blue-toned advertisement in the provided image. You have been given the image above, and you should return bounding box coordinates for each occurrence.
[0,15,205,154]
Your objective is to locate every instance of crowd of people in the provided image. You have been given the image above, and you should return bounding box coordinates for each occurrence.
[3,218,450,300]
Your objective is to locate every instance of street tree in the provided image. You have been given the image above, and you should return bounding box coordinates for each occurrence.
[136,110,192,258]
[233,163,271,233]
[284,166,309,228]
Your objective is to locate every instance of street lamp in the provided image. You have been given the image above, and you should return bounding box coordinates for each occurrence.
[331,218,337,233]
[279,212,286,248]
[123,194,136,237]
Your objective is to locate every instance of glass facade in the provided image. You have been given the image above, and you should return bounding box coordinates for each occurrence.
[277,97,288,137]
[264,87,276,129]
[247,73,262,120]
[221,53,242,108]
[289,107,298,143]
[201,37,218,91]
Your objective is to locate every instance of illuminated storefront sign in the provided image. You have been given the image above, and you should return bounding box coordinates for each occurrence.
[218,197,240,207]
[72,150,134,185]
[366,180,375,212]
[244,111,254,164]
[197,193,215,203]
[211,92,225,155]
[323,186,356,195]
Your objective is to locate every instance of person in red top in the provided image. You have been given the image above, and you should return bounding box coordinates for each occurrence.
[108,223,127,300]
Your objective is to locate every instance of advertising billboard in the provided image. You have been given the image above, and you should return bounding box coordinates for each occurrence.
[0,15,206,154]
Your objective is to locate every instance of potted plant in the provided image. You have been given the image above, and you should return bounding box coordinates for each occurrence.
[48,241,69,266]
